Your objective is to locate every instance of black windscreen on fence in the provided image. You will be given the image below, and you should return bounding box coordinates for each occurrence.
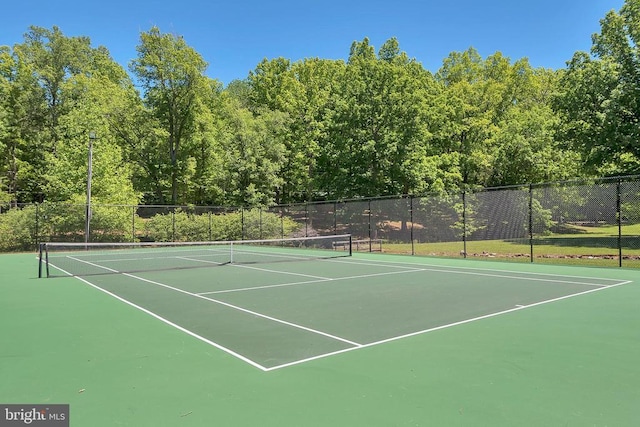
[621,181,640,260]
[2,176,639,267]
[306,202,337,236]
[532,182,621,267]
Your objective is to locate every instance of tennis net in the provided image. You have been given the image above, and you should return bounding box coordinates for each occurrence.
[39,234,352,278]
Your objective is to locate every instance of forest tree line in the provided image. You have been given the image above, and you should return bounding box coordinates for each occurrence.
[1,0,640,209]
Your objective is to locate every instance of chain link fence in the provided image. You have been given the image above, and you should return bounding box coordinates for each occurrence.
[2,176,639,267]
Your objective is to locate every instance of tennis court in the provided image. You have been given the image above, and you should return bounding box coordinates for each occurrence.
[40,237,631,372]
[2,237,640,425]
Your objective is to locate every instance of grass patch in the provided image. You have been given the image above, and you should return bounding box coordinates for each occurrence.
[381,224,640,268]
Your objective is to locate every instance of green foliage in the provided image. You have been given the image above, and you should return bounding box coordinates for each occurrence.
[488,104,581,186]
[318,38,437,198]
[90,204,137,242]
[142,209,300,242]
[2,9,640,211]
[216,98,286,206]
[241,209,300,239]
[555,0,640,175]
[531,198,554,236]
[0,205,37,251]
[37,200,139,243]
[434,50,568,188]
[129,27,212,204]
[37,201,85,241]
[142,209,210,242]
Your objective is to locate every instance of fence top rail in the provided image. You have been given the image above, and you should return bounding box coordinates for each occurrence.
[4,174,639,212]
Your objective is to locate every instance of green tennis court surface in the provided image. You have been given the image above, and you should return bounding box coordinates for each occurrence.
[2,250,639,426]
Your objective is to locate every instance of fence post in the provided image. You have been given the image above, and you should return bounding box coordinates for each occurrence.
[368,200,372,252]
[305,203,309,237]
[131,205,136,242]
[462,191,467,258]
[410,196,415,256]
[333,201,337,235]
[529,184,534,263]
[280,207,284,239]
[35,203,40,249]
[260,209,263,240]
[171,209,176,242]
[617,179,622,267]
[241,208,245,240]
[208,211,212,241]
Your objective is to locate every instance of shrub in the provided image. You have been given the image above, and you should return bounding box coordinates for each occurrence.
[142,209,301,242]
[0,206,37,251]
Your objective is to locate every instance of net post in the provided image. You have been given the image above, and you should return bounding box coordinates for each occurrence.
[349,234,352,256]
[230,241,234,264]
[38,243,43,278]
[45,244,50,278]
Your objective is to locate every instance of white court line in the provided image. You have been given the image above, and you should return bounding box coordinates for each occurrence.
[52,255,634,372]
[179,256,330,280]
[86,254,229,264]
[328,259,619,286]
[70,251,612,293]
[72,274,269,371]
[119,273,361,347]
[232,264,330,280]
[175,256,226,266]
[263,279,633,371]
[54,257,362,371]
[67,255,361,347]
[387,267,610,287]
[70,248,618,287]
[55,246,230,260]
[197,268,429,295]
[68,256,119,273]
[197,261,612,296]
[323,257,627,287]
[57,249,624,287]
[198,278,331,295]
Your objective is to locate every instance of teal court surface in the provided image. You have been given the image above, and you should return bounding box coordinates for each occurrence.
[1,242,639,426]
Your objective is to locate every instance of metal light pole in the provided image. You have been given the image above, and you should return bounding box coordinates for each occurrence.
[85,131,96,244]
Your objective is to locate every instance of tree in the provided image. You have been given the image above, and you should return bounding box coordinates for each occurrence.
[217,96,286,206]
[555,0,640,175]
[45,73,139,205]
[318,38,436,198]
[488,104,580,186]
[187,78,226,205]
[249,57,345,203]
[2,26,133,204]
[129,27,210,204]
[434,49,574,188]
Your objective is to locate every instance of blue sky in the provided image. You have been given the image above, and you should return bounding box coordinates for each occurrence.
[1,0,625,85]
